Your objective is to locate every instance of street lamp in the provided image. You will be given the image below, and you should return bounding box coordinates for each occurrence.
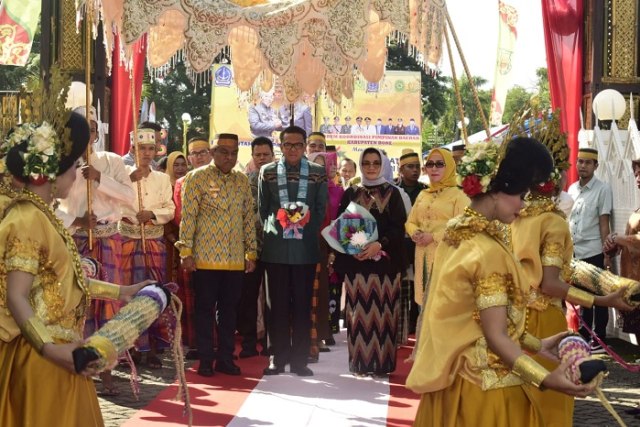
[181,112,192,157]
[592,89,625,129]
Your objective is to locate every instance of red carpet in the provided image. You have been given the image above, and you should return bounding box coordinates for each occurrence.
[123,332,420,426]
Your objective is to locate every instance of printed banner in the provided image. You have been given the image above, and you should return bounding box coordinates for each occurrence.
[210,65,422,175]
[0,0,41,66]
[489,0,518,126]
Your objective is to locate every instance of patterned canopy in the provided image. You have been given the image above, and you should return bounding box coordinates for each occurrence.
[84,0,446,102]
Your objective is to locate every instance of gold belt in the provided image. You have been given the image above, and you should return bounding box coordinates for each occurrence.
[118,221,164,239]
[75,222,118,239]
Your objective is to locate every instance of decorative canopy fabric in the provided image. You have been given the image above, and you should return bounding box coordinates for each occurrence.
[84,0,446,102]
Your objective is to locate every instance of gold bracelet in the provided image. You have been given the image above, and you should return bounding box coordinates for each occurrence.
[566,286,595,308]
[520,332,542,353]
[88,279,121,300]
[20,316,54,354]
[512,355,549,389]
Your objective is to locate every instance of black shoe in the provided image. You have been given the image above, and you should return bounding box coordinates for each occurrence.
[239,349,259,359]
[215,360,241,376]
[197,360,214,377]
[324,337,336,346]
[263,364,285,375]
[290,366,314,377]
[318,340,331,352]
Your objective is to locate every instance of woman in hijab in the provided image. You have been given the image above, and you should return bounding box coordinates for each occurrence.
[405,148,469,308]
[332,147,407,377]
[164,151,188,283]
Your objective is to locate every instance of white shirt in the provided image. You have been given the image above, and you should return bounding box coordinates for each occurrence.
[121,166,175,225]
[57,151,136,233]
[568,177,613,259]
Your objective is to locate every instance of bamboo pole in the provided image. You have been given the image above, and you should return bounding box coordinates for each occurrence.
[443,26,468,144]
[84,6,94,250]
[444,7,492,139]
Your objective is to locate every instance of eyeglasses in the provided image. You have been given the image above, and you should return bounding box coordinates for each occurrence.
[362,161,382,168]
[282,142,305,151]
[403,164,420,169]
[425,161,446,169]
[189,149,209,157]
[90,128,98,134]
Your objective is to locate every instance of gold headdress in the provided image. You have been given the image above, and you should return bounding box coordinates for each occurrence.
[0,67,75,181]
[504,105,569,193]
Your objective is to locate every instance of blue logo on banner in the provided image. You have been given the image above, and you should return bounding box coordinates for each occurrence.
[215,66,232,87]
[366,82,379,93]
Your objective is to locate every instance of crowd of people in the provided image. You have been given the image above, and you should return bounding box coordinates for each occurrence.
[2,100,640,426]
[319,116,421,136]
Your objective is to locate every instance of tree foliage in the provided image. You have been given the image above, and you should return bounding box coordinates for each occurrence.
[144,62,211,152]
[437,75,492,143]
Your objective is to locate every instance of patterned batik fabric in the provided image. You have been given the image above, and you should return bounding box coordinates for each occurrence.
[344,272,400,375]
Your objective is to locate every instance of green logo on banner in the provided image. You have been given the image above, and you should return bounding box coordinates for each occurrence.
[394,80,405,92]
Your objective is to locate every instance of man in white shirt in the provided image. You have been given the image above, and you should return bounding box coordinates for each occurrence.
[568,148,613,353]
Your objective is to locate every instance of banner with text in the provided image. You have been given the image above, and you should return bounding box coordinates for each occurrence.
[210,65,421,175]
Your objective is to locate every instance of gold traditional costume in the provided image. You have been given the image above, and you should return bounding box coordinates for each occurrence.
[0,193,104,426]
[405,148,469,305]
[407,208,543,426]
[511,196,574,426]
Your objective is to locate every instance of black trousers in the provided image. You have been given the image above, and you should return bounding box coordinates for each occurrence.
[578,253,609,341]
[237,262,265,351]
[264,262,316,369]
[193,269,244,362]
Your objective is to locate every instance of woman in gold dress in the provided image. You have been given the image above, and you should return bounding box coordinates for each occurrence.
[405,148,469,307]
[0,114,150,426]
[406,137,594,426]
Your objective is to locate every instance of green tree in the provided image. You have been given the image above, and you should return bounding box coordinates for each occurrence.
[534,67,551,109]
[438,75,492,143]
[144,62,211,151]
[502,85,532,124]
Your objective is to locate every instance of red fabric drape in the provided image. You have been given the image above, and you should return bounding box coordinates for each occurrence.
[109,34,146,155]
[541,0,583,186]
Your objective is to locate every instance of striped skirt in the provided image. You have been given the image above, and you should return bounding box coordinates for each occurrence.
[344,272,401,375]
[120,236,174,351]
[74,234,123,335]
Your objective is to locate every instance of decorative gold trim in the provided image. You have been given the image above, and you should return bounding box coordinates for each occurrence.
[512,355,549,389]
[88,279,121,300]
[20,316,54,353]
[566,286,595,308]
[520,332,542,354]
[59,0,83,71]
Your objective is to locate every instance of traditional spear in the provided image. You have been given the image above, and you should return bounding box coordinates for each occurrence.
[84,4,94,250]
[130,77,148,272]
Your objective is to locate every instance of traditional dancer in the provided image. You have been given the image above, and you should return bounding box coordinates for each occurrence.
[407,137,594,426]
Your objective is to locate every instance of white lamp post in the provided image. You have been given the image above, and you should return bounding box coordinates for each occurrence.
[181,112,192,156]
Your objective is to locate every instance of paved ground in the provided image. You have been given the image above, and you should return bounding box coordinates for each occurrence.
[99,339,640,426]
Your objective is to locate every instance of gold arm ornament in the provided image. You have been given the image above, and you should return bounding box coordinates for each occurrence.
[20,316,54,354]
[566,286,595,308]
[513,354,550,389]
[520,332,542,353]
[88,278,121,300]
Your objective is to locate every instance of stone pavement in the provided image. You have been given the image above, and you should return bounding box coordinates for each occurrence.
[100,342,640,427]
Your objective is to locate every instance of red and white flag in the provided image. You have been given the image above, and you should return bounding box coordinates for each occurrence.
[0,0,41,66]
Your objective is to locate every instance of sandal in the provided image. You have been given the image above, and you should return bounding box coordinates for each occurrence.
[147,355,163,369]
[98,384,120,397]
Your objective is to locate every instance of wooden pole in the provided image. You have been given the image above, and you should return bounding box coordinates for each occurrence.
[84,6,94,250]
[130,76,148,271]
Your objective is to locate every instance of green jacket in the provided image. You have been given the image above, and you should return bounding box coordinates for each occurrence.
[258,160,328,264]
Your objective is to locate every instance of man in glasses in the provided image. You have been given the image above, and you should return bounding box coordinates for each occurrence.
[394,149,427,341]
[259,126,328,377]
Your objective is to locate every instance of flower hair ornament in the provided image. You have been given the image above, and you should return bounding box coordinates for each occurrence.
[455,140,501,197]
[0,66,73,184]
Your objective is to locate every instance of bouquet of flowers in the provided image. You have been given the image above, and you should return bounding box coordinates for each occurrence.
[277,202,310,239]
[456,140,499,197]
[322,202,380,257]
